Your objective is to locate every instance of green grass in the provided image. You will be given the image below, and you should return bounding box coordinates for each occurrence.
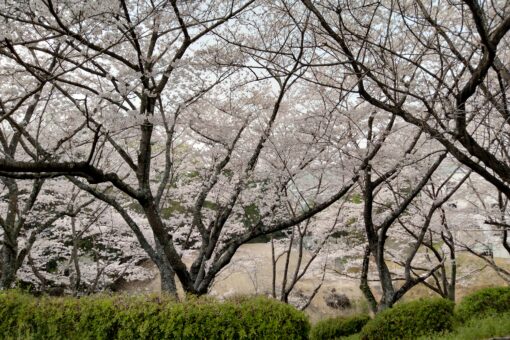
[342,313,510,340]
[421,312,510,340]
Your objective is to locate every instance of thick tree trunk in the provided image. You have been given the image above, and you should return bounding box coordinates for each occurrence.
[139,190,195,293]
[154,240,177,296]
[360,247,378,314]
[0,240,18,289]
[159,263,177,296]
[375,249,395,312]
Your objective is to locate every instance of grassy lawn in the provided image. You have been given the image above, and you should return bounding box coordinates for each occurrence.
[422,313,510,340]
[329,284,510,340]
[342,313,510,340]
[341,313,510,340]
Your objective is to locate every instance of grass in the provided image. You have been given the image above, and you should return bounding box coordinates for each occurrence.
[341,313,510,340]
[420,312,510,340]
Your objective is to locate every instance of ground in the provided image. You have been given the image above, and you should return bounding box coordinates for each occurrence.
[119,243,510,323]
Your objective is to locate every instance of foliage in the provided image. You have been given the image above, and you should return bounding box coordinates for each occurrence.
[0,291,310,339]
[359,298,455,340]
[310,314,370,340]
[455,286,510,323]
[343,313,510,340]
[0,0,508,308]
[419,312,510,340]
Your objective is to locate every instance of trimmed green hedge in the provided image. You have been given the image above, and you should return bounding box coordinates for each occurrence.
[455,286,510,323]
[360,298,454,340]
[310,314,370,340]
[0,291,310,339]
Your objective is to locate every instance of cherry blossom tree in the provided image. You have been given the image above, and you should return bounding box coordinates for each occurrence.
[1,0,506,303]
[299,0,510,198]
[0,0,385,296]
[394,166,472,302]
[18,196,155,295]
[0,79,95,289]
[0,0,260,294]
[0,177,89,289]
[269,182,344,310]
[455,180,510,283]
[269,0,510,309]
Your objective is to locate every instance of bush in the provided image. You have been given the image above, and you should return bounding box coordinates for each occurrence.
[360,298,454,340]
[0,291,310,339]
[420,312,510,340]
[455,286,510,323]
[310,314,370,340]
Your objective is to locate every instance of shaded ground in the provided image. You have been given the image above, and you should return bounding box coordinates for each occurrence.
[118,243,510,323]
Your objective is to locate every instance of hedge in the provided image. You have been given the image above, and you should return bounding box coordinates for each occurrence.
[360,298,454,340]
[0,291,310,339]
[455,286,510,323]
[310,314,370,340]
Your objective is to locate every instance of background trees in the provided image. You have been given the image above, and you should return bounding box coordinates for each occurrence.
[0,0,379,296]
[0,0,508,314]
[300,0,510,196]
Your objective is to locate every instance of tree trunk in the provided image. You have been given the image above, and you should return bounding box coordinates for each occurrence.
[447,256,456,301]
[359,245,378,314]
[159,263,177,297]
[154,240,177,297]
[0,240,18,289]
[375,257,395,312]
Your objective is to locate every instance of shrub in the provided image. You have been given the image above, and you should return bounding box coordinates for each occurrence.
[420,312,510,340]
[360,298,454,340]
[310,314,370,340]
[0,291,310,339]
[455,286,510,323]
